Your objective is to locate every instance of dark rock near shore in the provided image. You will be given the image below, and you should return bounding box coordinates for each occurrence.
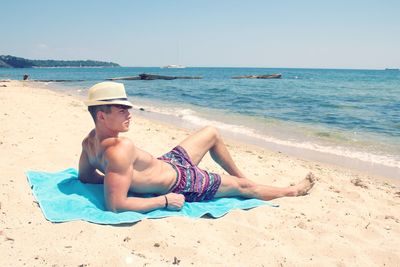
[107,73,202,81]
[107,76,142,81]
[232,74,282,79]
[139,73,177,80]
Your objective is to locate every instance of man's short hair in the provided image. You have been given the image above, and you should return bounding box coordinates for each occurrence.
[88,105,112,123]
[88,104,131,123]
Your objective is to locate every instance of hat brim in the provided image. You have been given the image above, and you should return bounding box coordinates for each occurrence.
[84,99,133,108]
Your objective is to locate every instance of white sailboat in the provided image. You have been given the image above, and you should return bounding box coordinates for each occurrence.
[162,64,186,69]
[162,42,186,68]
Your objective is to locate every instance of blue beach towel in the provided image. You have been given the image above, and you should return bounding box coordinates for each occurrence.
[26,168,277,225]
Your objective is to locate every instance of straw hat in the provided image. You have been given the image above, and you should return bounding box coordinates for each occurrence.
[84,82,133,107]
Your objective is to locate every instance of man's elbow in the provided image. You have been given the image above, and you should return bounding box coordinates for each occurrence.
[105,198,124,213]
[106,203,118,212]
[106,206,118,213]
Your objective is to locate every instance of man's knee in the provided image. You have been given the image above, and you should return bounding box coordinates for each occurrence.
[202,126,221,142]
[237,179,256,194]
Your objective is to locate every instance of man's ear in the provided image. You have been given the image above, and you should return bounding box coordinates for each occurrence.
[97,111,106,122]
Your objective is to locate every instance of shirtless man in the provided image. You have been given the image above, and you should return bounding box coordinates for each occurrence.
[79,82,315,213]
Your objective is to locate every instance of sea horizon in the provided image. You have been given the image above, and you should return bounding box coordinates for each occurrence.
[87,66,399,71]
[2,64,397,71]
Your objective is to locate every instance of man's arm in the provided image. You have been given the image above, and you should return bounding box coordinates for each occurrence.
[78,143,104,184]
[103,139,184,213]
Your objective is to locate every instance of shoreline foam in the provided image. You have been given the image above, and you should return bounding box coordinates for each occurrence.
[134,105,400,179]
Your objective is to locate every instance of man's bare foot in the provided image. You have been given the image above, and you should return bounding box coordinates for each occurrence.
[290,172,316,196]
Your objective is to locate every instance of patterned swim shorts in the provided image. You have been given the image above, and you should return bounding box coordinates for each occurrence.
[158,146,221,202]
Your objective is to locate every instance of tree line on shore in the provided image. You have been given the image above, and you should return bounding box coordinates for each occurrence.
[0,55,120,68]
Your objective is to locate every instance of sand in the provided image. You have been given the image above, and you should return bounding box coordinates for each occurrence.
[0,80,399,266]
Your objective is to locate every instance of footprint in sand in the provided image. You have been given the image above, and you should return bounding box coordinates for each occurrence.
[351,178,368,189]
[329,185,341,193]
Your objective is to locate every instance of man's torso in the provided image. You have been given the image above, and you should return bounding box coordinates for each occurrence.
[83,130,177,195]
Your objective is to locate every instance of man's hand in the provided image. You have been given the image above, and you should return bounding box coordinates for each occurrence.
[165,193,185,211]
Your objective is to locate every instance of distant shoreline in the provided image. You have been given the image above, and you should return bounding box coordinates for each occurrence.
[0,55,120,68]
[30,66,121,69]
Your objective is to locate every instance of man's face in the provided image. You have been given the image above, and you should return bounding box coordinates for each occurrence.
[102,105,132,132]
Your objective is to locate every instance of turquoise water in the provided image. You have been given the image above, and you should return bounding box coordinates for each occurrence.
[1,67,399,176]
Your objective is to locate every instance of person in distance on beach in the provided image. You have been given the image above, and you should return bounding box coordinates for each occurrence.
[78,81,315,212]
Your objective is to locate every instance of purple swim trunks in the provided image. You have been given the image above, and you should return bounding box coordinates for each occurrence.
[158,146,221,202]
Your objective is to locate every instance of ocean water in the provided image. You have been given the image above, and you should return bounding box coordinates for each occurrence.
[1,67,399,178]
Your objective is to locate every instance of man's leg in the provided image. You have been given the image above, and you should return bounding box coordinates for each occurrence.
[179,126,246,178]
[214,172,315,200]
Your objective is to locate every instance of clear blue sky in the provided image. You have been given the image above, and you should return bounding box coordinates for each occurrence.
[1,0,399,69]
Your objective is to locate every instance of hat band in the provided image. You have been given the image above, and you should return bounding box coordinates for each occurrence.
[97,97,129,102]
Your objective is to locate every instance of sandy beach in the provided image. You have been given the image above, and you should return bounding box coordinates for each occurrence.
[1,80,399,266]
